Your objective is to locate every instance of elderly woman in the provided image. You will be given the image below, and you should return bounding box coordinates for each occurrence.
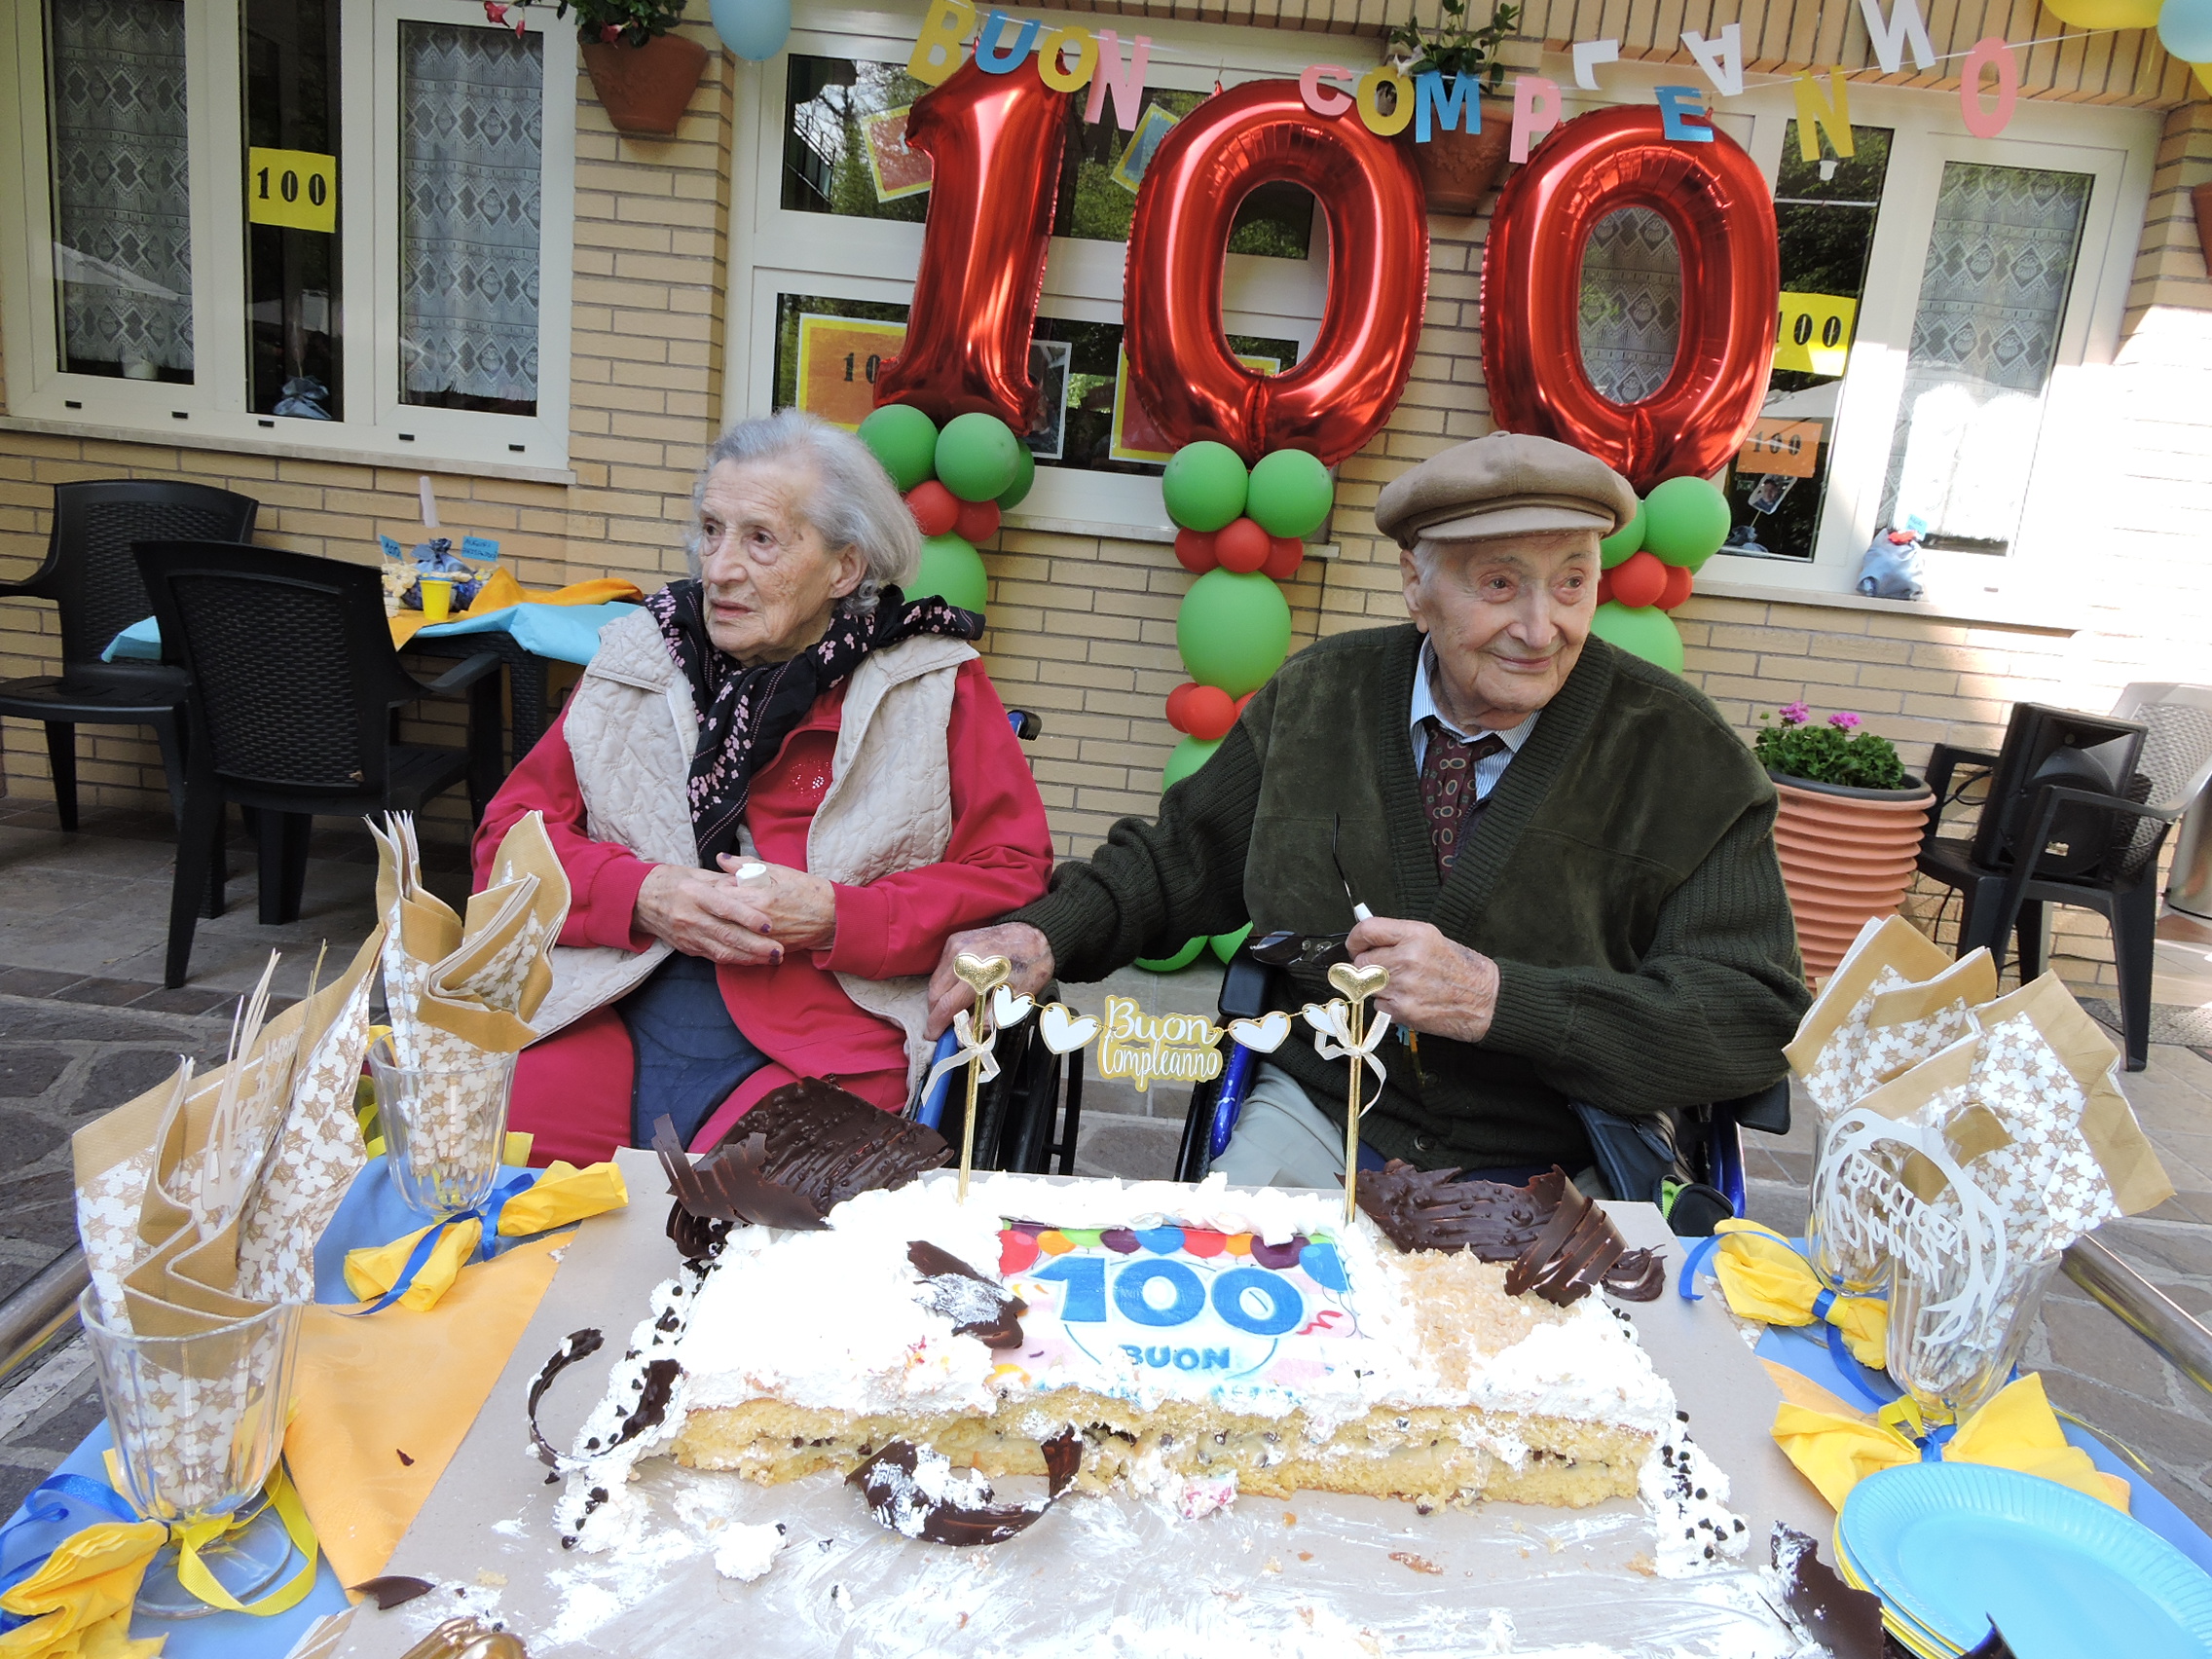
[474,412,1054,1165]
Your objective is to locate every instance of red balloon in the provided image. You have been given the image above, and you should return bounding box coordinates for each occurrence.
[1657,562,1695,610]
[1173,529,1220,574]
[1609,550,1669,610]
[1482,106,1779,492]
[955,498,1002,543]
[1262,535,1305,580]
[1182,684,1237,742]
[1164,682,1197,733]
[1124,81,1428,466]
[873,57,1065,428]
[1234,692,1254,717]
[906,481,959,537]
[1215,516,1271,573]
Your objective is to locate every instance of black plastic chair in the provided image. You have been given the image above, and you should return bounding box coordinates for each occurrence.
[135,542,505,988]
[1918,685,2212,1070]
[0,480,257,829]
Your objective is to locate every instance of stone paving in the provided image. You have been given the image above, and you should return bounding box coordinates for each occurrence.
[1,801,2207,1530]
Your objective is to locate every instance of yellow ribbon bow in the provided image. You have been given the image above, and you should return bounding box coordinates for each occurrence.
[1770,1369,2129,1514]
[342,1160,627,1313]
[1701,1219,1889,1369]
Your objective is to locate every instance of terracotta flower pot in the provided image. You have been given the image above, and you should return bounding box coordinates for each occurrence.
[581,31,709,139]
[1768,769,1935,983]
[1407,102,1514,216]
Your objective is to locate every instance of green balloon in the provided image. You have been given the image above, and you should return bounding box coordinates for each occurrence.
[1135,937,1208,973]
[1599,498,1647,569]
[1176,570,1291,698]
[857,404,938,493]
[934,413,1021,503]
[1161,442,1249,533]
[1246,449,1334,539]
[1590,601,1684,675]
[996,440,1036,509]
[910,534,987,614]
[1642,476,1731,571]
[1209,923,1253,964]
[1162,734,1221,791]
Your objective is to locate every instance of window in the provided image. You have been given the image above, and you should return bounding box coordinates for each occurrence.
[726,8,1334,532]
[0,0,575,468]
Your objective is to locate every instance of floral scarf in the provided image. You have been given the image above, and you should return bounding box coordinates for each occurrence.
[645,580,982,866]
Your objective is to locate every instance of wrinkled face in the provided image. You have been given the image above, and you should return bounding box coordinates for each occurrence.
[1400,530,1601,723]
[696,459,866,664]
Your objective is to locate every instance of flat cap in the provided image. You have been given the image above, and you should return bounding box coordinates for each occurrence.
[1373,432,1638,549]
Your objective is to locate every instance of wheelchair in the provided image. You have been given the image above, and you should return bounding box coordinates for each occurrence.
[1171,944,1790,1236]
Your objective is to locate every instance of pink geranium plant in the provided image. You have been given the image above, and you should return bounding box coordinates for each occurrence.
[1753,703,1906,790]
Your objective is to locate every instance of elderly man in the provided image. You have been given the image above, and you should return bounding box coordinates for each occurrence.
[930,432,1807,1189]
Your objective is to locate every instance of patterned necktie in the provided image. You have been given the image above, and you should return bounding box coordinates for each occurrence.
[1419,720,1507,877]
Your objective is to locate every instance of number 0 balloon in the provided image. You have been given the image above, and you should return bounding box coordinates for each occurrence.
[1481,105,1778,492]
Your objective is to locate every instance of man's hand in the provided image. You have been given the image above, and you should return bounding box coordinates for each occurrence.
[635,865,786,966]
[1347,916,1499,1045]
[713,854,837,950]
[926,923,1054,1038]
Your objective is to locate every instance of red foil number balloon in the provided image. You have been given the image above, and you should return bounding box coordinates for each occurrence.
[1481,105,1778,492]
[1124,81,1428,466]
[873,55,1067,428]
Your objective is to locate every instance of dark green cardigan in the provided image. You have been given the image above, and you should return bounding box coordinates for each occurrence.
[1014,626,1810,1171]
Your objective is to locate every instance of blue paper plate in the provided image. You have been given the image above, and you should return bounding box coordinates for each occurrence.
[1841,1463,2212,1659]
[1834,1520,1961,1657]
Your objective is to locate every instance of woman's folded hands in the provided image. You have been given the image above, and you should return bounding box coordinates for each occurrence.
[634,858,837,966]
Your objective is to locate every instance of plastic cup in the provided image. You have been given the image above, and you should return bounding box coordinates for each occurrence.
[368,1037,515,1217]
[419,576,454,623]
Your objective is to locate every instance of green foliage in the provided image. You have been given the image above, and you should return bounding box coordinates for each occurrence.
[1753,705,1908,790]
[1385,0,1523,89]
[494,0,686,46]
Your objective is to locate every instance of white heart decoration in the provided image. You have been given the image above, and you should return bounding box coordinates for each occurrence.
[1036,1003,1100,1055]
[1227,1011,1293,1053]
[991,986,1036,1028]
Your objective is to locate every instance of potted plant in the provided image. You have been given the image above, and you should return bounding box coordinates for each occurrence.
[1384,0,1521,215]
[487,0,706,139]
[1753,703,1936,981]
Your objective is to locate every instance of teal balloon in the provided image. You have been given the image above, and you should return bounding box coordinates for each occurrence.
[996,440,1036,509]
[710,0,791,58]
[1209,924,1253,964]
[1599,498,1646,569]
[1161,442,1249,533]
[1591,601,1683,674]
[911,534,987,614]
[935,413,1021,503]
[1176,570,1291,697]
[1161,735,1221,791]
[1135,937,1208,973]
[1641,476,1731,571]
[1245,450,1333,539]
[858,404,938,493]
[2157,0,2212,61]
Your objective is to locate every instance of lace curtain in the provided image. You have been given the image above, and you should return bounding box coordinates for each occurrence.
[399,22,543,411]
[47,0,194,377]
[1878,163,2091,548]
[1579,207,1681,405]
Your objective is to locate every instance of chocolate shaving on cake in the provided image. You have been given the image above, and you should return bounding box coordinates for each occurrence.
[616,1356,683,1444]
[1769,1524,1886,1659]
[907,1240,1026,1348]
[348,1575,433,1609]
[1354,1162,1663,1305]
[526,1328,607,1470]
[848,1428,1082,1547]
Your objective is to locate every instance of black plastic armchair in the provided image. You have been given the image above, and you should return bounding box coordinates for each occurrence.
[0,480,257,829]
[134,542,504,988]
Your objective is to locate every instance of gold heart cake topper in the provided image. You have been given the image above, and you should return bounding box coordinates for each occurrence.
[1328,961,1388,1003]
[953,953,1013,997]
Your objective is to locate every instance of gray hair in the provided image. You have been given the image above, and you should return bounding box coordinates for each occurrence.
[686,409,921,614]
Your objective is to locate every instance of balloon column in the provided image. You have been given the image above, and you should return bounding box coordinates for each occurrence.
[1589,474,1731,674]
[857,402,1035,616]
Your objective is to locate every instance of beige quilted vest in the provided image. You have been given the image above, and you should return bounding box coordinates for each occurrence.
[529,607,977,1098]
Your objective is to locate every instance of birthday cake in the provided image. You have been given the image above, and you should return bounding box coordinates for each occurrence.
[539,1084,1741,1561]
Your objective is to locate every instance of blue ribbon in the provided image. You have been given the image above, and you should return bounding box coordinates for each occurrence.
[0,1473,145,1630]
[1917,1420,1957,1462]
[1677,1231,1724,1301]
[1825,1320,1893,1409]
[1810,1287,1837,1321]
[347,1168,536,1316]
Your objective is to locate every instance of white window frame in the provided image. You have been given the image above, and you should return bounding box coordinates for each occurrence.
[0,0,575,471]
[1552,59,2156,612]
[724,2,1335,535]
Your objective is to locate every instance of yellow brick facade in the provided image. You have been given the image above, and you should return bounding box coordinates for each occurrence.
[3,1,2207,998]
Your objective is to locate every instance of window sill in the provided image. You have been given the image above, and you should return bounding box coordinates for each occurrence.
[1000,509,1340,559]
[0,414,578,487]
[1691,572,2080,635]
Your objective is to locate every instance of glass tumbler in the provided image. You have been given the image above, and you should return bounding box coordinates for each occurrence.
[78,1290,305,1617]
[1887,1201,2059,1423]
[1804,1114,1904,1298]
[368,1038,516,1217]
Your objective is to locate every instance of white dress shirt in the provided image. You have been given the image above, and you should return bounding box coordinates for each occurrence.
[1407,641,1537,799]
